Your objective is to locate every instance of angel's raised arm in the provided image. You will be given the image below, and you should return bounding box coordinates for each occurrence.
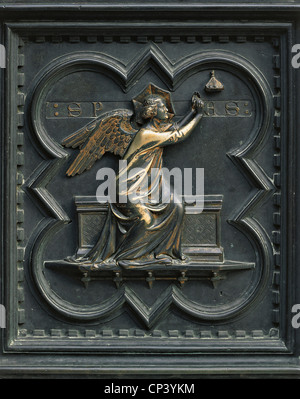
[155,92,204,146]
[160,112,203,146]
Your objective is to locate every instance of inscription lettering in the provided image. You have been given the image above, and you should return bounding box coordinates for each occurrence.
[46,101,103,119]
[46,100,252,119]
[67,102,82,117]
[225,101,240,116]
[204,101,216,116]
[92,101,103,117]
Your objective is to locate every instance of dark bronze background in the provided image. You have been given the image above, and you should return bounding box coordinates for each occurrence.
[0,0,300,378]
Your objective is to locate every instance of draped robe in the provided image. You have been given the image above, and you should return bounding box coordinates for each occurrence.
[78,122,190,267]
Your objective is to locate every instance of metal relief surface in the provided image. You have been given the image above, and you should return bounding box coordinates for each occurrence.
[5,24,289,352]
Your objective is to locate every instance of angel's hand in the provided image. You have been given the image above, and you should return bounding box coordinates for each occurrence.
[191,92,204,114]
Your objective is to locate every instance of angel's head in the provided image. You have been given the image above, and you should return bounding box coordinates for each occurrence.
[141,95,169,122]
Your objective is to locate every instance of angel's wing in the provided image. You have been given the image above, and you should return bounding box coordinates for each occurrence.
[62,110,138,177]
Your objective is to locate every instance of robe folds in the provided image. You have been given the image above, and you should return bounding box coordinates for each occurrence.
[80,127,186,267]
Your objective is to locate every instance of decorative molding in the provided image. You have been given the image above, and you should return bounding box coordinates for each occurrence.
[16,36,26,326]
[26,42,275,329]
[3,23,293,353]
[271,36,282,328]
[17,32,291,45]
[17,326,280,341]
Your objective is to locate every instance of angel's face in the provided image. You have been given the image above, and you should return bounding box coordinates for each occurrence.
[155,98,169,121]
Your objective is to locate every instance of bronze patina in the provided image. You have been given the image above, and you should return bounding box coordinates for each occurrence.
[62,84,204,269]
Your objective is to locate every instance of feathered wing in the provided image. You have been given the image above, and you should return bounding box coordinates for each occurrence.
[62,110,138,177]
[61,117,100,149]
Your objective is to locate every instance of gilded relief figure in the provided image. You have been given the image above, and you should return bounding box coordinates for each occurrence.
[62,84,204,269]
